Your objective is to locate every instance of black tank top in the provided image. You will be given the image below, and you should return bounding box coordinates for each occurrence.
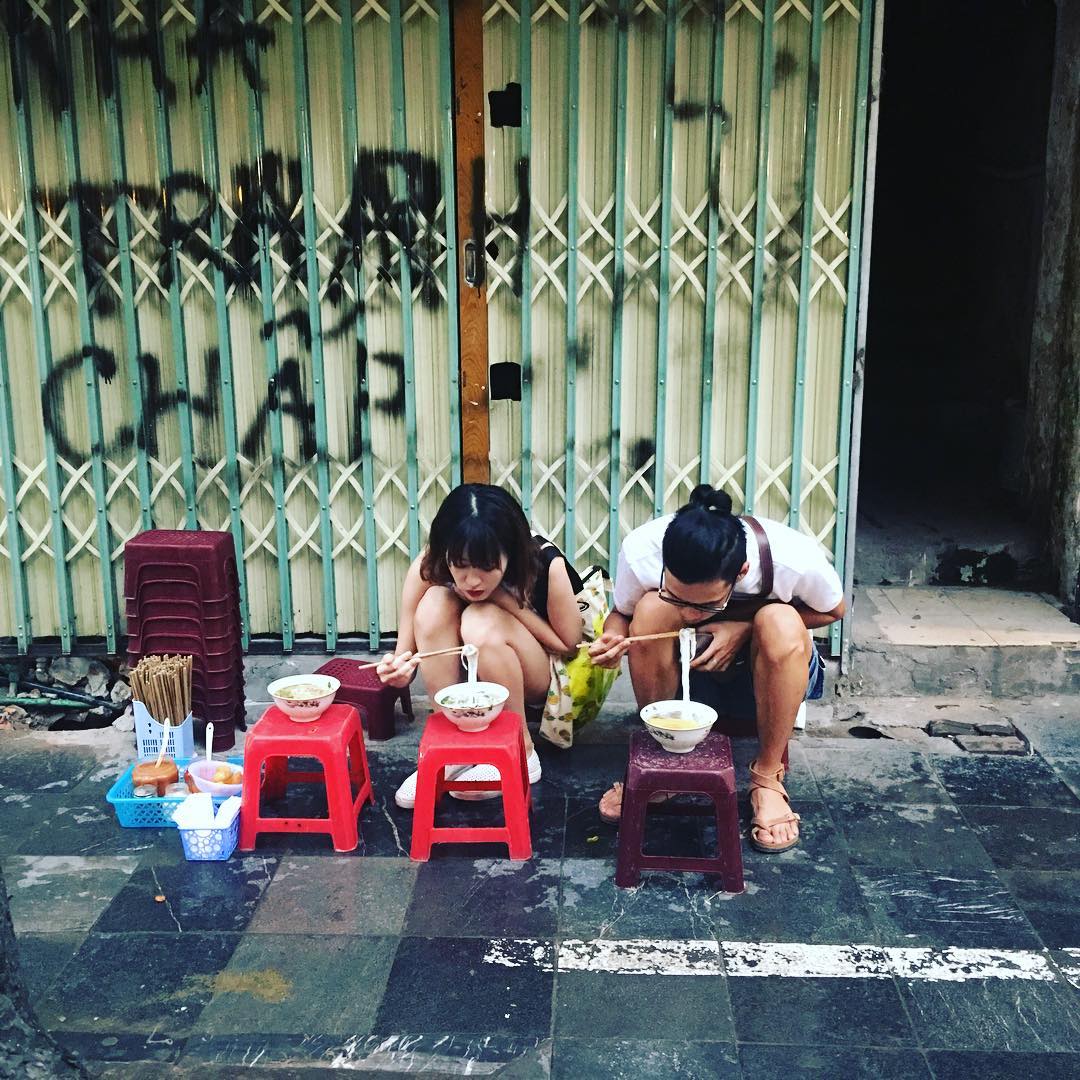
[529,538,584,620]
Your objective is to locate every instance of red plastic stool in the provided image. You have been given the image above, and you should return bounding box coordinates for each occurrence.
[314,659,413,741]
[238,704,375,853]
[615,729,744,892]
[410,710,532,861]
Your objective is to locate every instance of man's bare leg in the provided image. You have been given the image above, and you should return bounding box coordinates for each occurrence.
[748,604,811,847]
[598,592,684,821]
[626,590,683,707]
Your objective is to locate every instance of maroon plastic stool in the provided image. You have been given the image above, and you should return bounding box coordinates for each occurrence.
[124,529,238,597]
[123,529,244,751]
[313,659,413,741]
[615,729,744,893]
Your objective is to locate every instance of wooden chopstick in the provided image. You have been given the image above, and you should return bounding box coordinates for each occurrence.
[577,629,684,649]
[355,644,466,671]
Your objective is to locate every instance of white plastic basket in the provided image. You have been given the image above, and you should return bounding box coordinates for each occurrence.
[134,700,195,760]
[178,815,240,861]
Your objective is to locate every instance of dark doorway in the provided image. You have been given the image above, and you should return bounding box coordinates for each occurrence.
[856,0,1057,589]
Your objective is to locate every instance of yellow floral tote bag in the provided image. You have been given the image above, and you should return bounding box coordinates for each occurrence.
[538,566,620,749]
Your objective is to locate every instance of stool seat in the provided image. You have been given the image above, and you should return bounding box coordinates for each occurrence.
[238,703,375,852]
[616,729,744,892]
[410,710,532,861]
[314,659,413,741]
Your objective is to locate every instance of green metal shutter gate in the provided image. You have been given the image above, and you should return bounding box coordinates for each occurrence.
[0,0,872,655]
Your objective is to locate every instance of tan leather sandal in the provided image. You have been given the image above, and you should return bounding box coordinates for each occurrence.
[599,782,624,823]
[598,782,675,824]
[748,759,801,853]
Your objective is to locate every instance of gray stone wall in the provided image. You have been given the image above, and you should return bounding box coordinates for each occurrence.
[1026,0,1080,609]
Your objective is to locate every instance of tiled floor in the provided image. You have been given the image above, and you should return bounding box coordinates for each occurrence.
[3,697,1080,1078]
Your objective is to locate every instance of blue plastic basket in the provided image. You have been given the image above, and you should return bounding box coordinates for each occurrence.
[106,757,243,828]
[178,813,241,861]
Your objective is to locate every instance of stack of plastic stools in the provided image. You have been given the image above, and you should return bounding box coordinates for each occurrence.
[313,658,413,741]
[615,729,744,892]
[410,710,532,861]
[124,529,244,752]
[238,703,374,853]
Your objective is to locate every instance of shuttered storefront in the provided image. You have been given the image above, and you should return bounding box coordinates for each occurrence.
[0,0,873,653]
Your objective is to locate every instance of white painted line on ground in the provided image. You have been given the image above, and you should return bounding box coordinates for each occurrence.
[722,942,891,979]
[558,938,722,975]
[482,939,554,972]
[482,938,1064,983]
[724,942,1056,982]
[885,946,1056,982]
[1059,948,1080,984]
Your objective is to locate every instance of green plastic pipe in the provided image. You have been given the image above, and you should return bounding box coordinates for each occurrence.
[11,23,76,650]
[243,0,295,650]
[194,0,251,649]
[789,0,823,529]
[743,0,777,514]
[290,0,339,649]
[338,0,381,647]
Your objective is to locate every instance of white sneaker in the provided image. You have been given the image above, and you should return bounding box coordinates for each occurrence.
[794,701,807,731]
[449,750,542,802]
[394,764,471,810]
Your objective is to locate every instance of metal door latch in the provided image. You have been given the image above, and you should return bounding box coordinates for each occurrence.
[464,240,484,287]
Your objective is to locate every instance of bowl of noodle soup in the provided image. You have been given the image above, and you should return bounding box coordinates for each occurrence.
[639,699,717,753]
[267,675,340,721]
[434,681,509,731]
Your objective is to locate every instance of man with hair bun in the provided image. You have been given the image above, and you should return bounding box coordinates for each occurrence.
[590,484,845,852]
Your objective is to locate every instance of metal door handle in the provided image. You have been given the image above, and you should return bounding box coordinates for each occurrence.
[464,240,484,287]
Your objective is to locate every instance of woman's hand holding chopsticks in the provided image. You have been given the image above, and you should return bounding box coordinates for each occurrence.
[367,644,466,685]
[376,651,421,688]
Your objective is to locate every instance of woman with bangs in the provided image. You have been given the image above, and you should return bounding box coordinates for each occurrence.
[377,483,584,809]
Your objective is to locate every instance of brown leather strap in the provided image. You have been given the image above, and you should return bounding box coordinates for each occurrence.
[741,516,773,597]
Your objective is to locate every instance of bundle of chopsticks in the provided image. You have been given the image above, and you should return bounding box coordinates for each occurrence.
[130,654,192,725]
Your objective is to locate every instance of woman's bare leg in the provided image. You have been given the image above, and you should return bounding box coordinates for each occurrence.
[459,601,551,755]
[412,586,466,697]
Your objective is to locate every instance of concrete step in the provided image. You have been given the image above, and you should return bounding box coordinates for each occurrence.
[845,586,1080,697]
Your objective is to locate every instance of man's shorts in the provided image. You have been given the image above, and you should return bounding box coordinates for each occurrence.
[687,635,825,722]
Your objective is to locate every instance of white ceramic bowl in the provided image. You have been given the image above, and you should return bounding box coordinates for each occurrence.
[434,681,510,732]
[267,674,340,721]
[640,699,718,753]
[187,758,244,796]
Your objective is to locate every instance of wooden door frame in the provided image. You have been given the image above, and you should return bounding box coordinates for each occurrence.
[451,0,491,483]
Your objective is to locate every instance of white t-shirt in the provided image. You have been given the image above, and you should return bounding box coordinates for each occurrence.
[613,514,844,617]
